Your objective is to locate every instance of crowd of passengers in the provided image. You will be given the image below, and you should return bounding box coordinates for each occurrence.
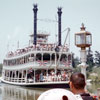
[4,69,71,83]
[27,70,70,82]
[6,44,69,58]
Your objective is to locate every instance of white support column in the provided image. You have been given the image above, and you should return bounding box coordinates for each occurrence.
[26,56,28,63]
[79,50,87,80]
[15,71,16,79]
[55,52,57,75]
[17,71,19,82]
[46,69,48,81]
[55,52,56,65]
[34,69,35,83]
[2,70,4,79]
[25,69,27,83]
[3,69,5,80]
[6,71,8,80]
[21,70,23,83]
[5,70,7,80]
[70,53,72,67]
[42,53,43,65]
[34,54,36,65]
[7,71,9,80]
[9,70,10,81]
[67,54,68,67]
[11,71,13,82]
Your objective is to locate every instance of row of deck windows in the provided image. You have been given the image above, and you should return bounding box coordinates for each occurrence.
[3,53,71,66]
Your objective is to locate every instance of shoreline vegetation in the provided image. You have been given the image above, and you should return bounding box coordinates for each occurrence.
[74,67,100,83]
[88,67,100,83]
[0,63,2,76]
[72,49,100,83]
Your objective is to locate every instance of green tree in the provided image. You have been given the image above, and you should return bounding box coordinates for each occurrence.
[72,53,80,68]
[86,47,94,71]
[72,56,81,72]
[94,51,100,67]
[0,63,3,75]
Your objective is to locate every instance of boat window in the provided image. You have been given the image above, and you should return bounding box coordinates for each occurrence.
[60,54,67,61]
[51,53,55,60]
[31,53,34,57]
[68,54,71,60]
[25,55,30,62]
[3,60,7,65]
[36,53,42,60]
[10,71,12,77]
[51,53,59,60]
[43,53,50,60]
[24,56,26,63]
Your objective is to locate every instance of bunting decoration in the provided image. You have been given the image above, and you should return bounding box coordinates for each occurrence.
[37,60,48,66]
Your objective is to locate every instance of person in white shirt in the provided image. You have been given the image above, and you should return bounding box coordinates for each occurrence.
[69,72,94,100]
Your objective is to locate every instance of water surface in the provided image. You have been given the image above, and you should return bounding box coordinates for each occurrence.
[0,83,100,100]
[0,83,46,100]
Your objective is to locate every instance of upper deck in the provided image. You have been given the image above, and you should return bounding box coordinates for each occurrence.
[3,31,71,69]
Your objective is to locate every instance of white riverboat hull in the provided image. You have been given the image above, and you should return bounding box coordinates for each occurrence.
[0,77,69,88]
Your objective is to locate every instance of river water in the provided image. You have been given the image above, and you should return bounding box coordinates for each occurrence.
[0,83,100,100]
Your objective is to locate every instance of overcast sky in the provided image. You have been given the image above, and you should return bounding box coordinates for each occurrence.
[0,0,100,63]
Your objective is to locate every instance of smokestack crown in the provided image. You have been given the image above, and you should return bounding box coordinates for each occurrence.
[33,4,38,12]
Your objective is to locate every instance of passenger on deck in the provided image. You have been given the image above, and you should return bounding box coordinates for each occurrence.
[69,72,95,100]
[40,73,44,82]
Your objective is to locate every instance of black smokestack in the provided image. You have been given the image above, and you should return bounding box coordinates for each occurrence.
[57,7,62,46]
[33,4,38,45]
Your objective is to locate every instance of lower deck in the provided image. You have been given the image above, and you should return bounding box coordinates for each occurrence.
[1,77,69,88]
[2,69,72,88]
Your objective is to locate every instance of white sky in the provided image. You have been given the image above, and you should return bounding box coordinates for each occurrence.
[0,0,100,63]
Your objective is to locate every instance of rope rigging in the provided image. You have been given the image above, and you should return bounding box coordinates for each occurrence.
[37,18,58,23]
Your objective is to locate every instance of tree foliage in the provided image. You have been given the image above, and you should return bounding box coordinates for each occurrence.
[72,53,80,68]
[86,47,94,71]
[73,48,100,74]
[0,63,2,75]
[94,51,100,67]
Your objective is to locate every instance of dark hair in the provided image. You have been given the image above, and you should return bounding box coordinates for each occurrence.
[62,95,68,100]
[70,72,85,89]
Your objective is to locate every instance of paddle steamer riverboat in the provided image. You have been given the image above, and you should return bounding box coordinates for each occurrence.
[1,5,73,88]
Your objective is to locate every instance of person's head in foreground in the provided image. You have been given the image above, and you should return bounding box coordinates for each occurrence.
[69,72,96,100]
[38,88,77,100]
[69,72,86,94]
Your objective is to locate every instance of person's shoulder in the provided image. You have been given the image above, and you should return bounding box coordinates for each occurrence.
[80,93,94,100]
[75,94,83,100]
